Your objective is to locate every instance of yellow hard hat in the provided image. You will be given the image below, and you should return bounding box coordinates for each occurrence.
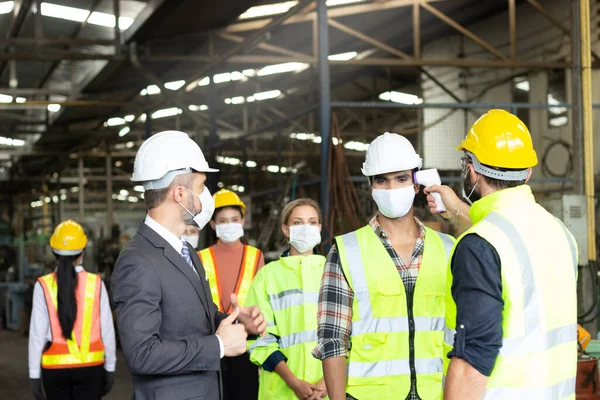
[458,109,538,169]
[49,220,88,256]
[214,189,245,215]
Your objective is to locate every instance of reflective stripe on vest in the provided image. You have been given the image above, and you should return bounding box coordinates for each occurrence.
[337,225,453,400]
[38,271,104,368]
[269,289,319,311]
[199,245,260,313]
[443,204,577,398]
[280,330,318,349]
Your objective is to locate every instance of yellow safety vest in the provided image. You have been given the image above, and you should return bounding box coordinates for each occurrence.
[443,185,578,399]
[246,254,327,400]
[336,224,455,400]
[198,245,261,313]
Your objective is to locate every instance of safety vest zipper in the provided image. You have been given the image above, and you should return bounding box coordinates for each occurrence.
[407,287,420,400]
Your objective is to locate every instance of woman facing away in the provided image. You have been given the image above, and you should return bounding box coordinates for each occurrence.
[28,220,116,400]
[246,198,328,400]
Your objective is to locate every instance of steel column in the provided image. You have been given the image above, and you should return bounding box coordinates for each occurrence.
[78,157,84,220]
[113,0,121,54]
[317,0,331,226]
[105,141,114,234]
[208,75,220,192]
[571,0,584,195]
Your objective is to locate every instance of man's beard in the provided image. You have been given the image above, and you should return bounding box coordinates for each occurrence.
[463,173,482,203]
[181,192,199,226]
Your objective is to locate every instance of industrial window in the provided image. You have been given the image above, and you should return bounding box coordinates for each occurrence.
[547,69,568,128]
[512,77,530,128]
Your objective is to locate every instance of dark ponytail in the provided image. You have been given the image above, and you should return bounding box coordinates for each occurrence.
[55,253,81,340]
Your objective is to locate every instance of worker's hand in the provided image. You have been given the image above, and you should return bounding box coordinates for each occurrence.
[216,308,248,357]
[423,184,466,220]
[290,377,317,399]
[30,378,45,400]
[308,378,327,399]
[102,371,114,397]
[231,294,267,338]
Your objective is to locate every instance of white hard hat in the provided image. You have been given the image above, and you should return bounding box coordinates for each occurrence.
[132,130,219,190]
[361,132,422,177]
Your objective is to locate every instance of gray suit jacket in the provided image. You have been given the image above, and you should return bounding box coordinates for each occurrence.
[111,223,228,400]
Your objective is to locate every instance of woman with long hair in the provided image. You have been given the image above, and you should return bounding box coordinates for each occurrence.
[246,198,328,400]
[28,220,116,400]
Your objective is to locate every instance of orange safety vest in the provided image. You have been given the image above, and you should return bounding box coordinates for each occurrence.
[38,271,105,369]
[198,245,261,313]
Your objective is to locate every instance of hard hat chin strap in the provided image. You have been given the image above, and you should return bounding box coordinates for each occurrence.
[467,152,528,182]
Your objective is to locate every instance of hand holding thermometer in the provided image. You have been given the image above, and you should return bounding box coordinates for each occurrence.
[414,168,446,213]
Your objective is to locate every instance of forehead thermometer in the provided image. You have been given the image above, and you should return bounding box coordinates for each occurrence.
[414,169,446,213]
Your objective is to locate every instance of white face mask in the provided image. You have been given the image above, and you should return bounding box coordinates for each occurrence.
[179,187,215,230]
[181,235,199,249]
[216,223,244,243]
[372,186,415,219]
[289,224,321,254]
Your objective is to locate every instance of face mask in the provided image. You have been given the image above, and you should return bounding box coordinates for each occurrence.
[181,235,199,249]
[372,186,415,219]
[289,224,321,254]
[179,187,215,230]
[461,171,480,205]
[216,223,244,243]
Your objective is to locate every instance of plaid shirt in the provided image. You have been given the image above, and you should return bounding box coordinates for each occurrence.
[313,216,426,400]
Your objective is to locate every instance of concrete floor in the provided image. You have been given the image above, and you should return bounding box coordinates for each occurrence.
[0,329,133,399]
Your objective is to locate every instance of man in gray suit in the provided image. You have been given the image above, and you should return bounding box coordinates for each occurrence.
[112,131,266,400]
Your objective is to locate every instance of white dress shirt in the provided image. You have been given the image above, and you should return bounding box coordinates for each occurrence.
[28,266,116,379]
[144,215,224,358]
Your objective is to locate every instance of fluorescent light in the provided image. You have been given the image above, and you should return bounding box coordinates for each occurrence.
[547,94,567,115]
[133,185,145,193]
[243,69,256,77]
[246,96,255,103]
[118,126,131,137]
[266,165,280,173]
[326,0,365,5]
[257,62,309,76]
[239,0,366,20]
[253,89,281,101]
[379,91,423,105]
[239,1,297,20]
[107,117,126,126]
[120,189,129,196]
[117,194,127,201]
[45,197,51,204]
[151,107,182,119]
[226,96,245,105]
[126,141,134,148]
[189,105,208,111]
[246,161,257,168]
[114,161,123,167]
[15,97,26,103]
[0,1,14,15]
[138,113,147,123]
[328,51,358,61]
[87,11,134,29]
[60,194,67,201]
[47,103,61,112]
[549,116,568,127]
[344,141,369,152]
[41,3,133,29]
[52,196,59,203]
[41,3,89,22]
[70,186,79,193]
[0,94,13,103]
[124,115,135,122]
[127,196,139,203]
[197,77,210,86]
[238,186,245,193]
[216,155,241,165]
[0,136,25,147]
[164,80,186,90]
[515,80,530,92]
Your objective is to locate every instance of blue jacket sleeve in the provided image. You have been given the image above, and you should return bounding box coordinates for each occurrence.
[448,233,504,377]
